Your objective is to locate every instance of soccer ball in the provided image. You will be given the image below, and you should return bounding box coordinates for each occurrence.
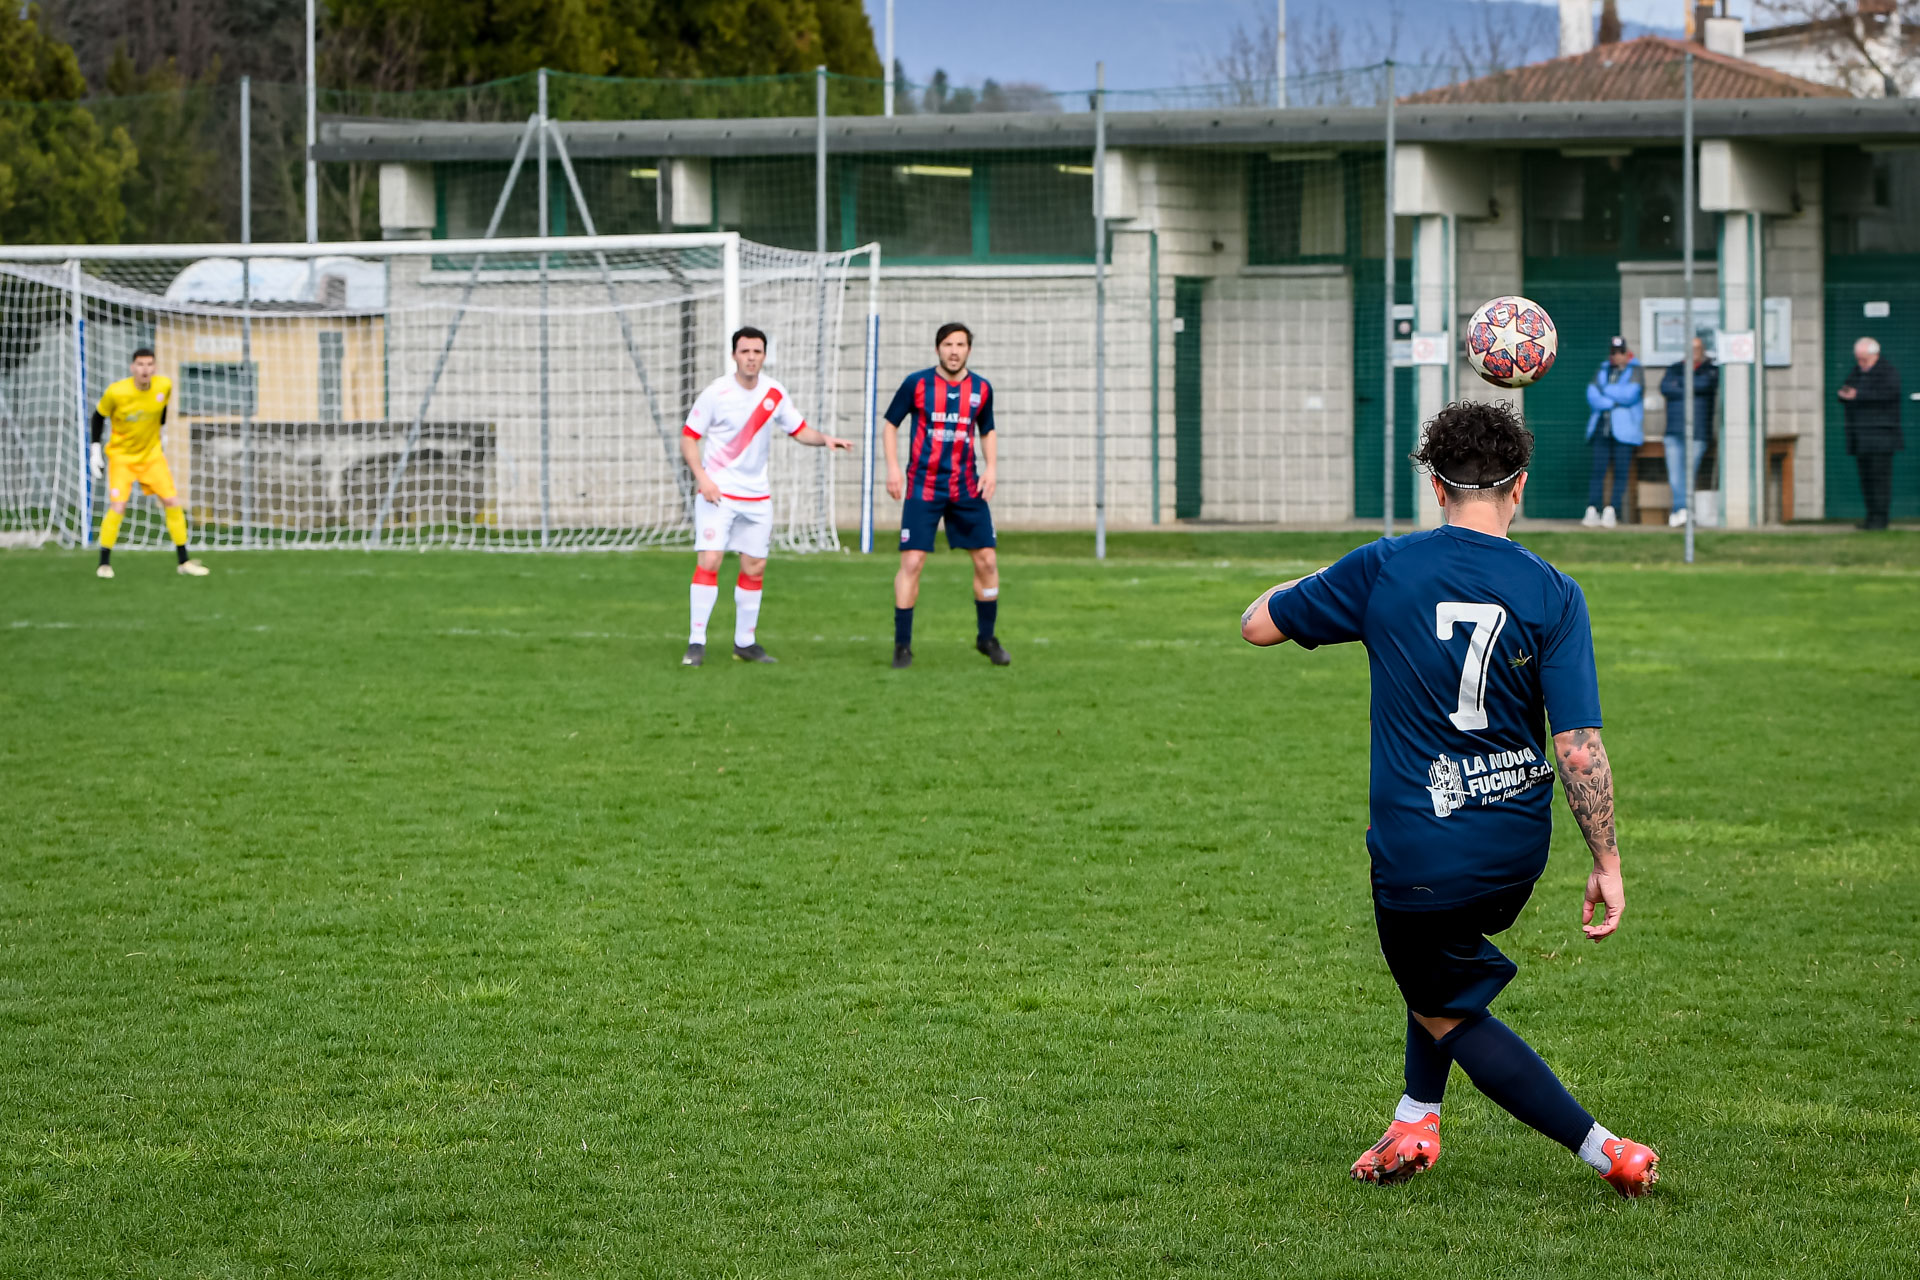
[1465,296,1558,388]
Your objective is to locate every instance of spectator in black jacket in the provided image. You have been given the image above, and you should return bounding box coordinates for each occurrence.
[1660,337,1718,526]
[1838,338,1904,530]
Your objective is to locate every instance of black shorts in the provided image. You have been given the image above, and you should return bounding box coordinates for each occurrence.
[899,493,995,552]
[1374,882,1535,1018]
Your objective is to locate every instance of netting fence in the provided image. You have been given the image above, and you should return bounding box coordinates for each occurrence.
[0,233,871,552]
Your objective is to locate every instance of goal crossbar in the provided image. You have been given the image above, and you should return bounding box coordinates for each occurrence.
[0,233,746,263]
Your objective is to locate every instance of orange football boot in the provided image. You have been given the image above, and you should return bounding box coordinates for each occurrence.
[1598,1137,1661,1198]
[1350,1112,1440,1185]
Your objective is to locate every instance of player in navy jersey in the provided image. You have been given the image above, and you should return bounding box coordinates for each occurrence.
[882,323,1009,669]
[1240,401,1660,1198]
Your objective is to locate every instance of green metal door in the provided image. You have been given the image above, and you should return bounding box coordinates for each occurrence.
[1825,263,1920,521]
[1353,263,1414,522]
[1518,263,1623,518]
[1174,277,1205,519]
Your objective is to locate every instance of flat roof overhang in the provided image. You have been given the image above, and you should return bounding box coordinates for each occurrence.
[315,97,1920,164]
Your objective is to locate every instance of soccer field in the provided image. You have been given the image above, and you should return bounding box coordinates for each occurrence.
[3,532,1916,1277]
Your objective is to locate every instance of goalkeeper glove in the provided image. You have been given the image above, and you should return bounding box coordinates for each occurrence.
[89,442,104,480]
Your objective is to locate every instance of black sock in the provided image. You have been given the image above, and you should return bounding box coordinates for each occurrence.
[176,543,190,565]
[99,547,111,566]
[975,597,997,640]
[1404,1011,1452,1103]
[894,606,913,649]
[1439,1015,1593,1150]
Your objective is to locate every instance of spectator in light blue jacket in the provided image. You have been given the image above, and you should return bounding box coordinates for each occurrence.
[1583,336,1644,527]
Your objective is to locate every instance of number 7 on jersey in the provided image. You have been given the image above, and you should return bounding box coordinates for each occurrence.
[1436,601,1508,731]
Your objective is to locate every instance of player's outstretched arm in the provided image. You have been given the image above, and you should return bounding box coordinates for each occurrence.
[1239,577,1305,646]
[792,425,853,451]
[1554,726,1624,941]
[679,433,720,504]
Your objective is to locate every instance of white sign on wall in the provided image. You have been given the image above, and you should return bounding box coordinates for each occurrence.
[1717,331,1757,365]
[1640,297,1791,368]
[1410,332,1452,366]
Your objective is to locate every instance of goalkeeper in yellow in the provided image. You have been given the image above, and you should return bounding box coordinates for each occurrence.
[90,348,209,578]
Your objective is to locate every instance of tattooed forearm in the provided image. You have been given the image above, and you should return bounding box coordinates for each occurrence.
[1554,726,1617,859]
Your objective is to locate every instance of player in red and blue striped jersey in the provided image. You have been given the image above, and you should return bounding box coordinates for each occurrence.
[882,323,1008,669]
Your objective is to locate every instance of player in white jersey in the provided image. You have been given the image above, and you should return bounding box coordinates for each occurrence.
[678,326,853,666]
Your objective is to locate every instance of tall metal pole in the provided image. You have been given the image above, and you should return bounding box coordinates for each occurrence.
[816,66,828,255]
[1275,0,1288,107]
[241,76,255,546]
[1683,50,1696,564]
[239,77,252,246]
[861,248,882,553]
[1149,230,1161,525]
[1382,59,1396,538]
[884,0,896,117]
[304,0,317,243]
[1093,61,1108,561]
[537,68,552,548]
[815,65,830,544]
[72,259,88,545]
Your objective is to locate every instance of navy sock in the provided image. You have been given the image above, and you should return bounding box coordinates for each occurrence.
[1404,1011,1452,1102]
[894,606,913,649]
[1439,1015,1594,1151]
[975,597,997,640]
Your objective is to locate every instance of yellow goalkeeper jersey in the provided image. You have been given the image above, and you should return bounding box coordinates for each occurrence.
[96,376,173,462]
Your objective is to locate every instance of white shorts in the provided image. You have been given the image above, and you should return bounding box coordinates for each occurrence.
[693,495,774,558]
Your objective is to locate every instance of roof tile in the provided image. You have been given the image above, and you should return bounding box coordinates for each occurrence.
[1402,35,1848,105]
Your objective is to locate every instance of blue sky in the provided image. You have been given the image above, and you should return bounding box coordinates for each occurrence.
[861,0,1756,92]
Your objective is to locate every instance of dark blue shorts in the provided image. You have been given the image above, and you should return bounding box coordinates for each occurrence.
[1374,882,1535,1018]
[899,494,995,552]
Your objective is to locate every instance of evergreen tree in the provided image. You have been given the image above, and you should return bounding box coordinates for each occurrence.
[324,0,882,88]
[101,46,226,243]
[0,5,136,244]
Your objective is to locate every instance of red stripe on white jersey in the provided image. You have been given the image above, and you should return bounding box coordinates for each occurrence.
[707,385,784,470]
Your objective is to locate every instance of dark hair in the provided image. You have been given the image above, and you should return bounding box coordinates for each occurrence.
[731,326,767,352]
[131,347,156,362]
[935,322,972,348]
[1412,400,1533,500]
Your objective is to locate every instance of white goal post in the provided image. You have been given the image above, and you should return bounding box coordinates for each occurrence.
[0,232,879,552]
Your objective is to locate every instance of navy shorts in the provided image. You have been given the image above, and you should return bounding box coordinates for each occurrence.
[1374,882,1535,1018]
[899,494,995,552]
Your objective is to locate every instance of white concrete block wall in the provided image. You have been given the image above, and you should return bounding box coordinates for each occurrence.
[1764,150,1825,520]
[385,254,853,541]
[1456,153,1525,423]
[1197,270,1353,523]
[828,262,1157,532]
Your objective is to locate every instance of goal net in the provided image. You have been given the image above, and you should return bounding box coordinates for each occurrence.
[0,233,871,552]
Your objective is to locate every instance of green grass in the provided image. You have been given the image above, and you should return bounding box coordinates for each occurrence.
[2,531,1917,1278]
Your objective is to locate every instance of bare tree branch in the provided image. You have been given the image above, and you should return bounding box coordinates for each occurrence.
[1754,0,1920,97]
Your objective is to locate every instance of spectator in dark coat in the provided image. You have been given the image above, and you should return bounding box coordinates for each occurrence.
[1660,337,1718,526]
[1838,338,1903,530]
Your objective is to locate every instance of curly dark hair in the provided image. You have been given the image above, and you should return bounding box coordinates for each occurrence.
[1412,400,1533,498]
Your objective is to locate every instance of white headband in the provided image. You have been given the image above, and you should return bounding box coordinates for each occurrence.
[1435,467,1524,491]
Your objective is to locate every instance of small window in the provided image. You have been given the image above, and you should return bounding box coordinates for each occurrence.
[1250,156,1346,261]
[1827,147,1920,255]
[857,162,974,259]
[715,158,835,251]
[1526,154,1622,257]
[563,161,662,235]
[178,362,257,417]
[318,332,344,424]
[988,160,1093,258]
